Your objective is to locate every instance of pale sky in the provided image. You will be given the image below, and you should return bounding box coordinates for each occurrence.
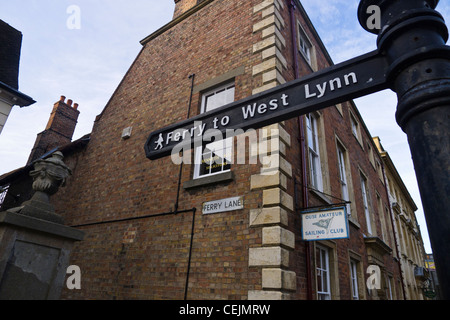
[1,0,449,252]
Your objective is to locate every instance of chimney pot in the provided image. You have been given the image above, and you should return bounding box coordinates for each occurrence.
[28,95,80,164]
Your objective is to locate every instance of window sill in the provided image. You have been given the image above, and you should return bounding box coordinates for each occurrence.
[299,50,314,72]
[308,188,332,204]
[183,171,234,190]
[353,133,364,150]
[349,217,361,229]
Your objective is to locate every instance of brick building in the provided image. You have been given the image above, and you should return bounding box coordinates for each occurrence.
[374,137,428,300]
[1,0,408,300]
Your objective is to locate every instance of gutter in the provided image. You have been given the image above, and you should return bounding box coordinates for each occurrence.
[0,80,35,107]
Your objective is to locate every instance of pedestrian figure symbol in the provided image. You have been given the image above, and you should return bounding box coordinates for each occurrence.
[155,133,164,150]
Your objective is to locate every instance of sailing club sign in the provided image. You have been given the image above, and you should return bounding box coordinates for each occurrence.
[301,207,350,241]
[145,50,389,160]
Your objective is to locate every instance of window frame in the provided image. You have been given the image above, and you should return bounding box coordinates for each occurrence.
[193,82,235,180]
[297,22,317,70]
[349,110,363,147]
[367,140,376,168]
[360,172,373,235]
[386,275,393,300]
[348,251,365,300]
[299,30,312,64]
[376,192,388,243]
[337,143,351,216]
[306,113,323,192]
[316,245,331,300]
[351,116,358,137]
[350,260,360,300]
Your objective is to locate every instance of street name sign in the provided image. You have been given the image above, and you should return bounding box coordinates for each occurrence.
[202,196,244,215]
[145,50,389,160]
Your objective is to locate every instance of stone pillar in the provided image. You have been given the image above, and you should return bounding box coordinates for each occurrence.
[0,211,84,299]
[248,2,294,298]
[0,152,84,299]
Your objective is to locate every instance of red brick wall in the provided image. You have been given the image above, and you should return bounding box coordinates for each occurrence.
[57,0,265,300]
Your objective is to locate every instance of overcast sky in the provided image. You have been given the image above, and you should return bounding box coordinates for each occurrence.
[1,0,449,252]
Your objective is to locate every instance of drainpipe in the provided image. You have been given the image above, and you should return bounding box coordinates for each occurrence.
[177,74,196,300]
[184,207,197,300]
[174,74,196,213]
[288,0,313,300]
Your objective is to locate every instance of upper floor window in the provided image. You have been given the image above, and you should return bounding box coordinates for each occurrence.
[350,111,363,146]
[375,160,384,182]
[194,83,235,179]
[367,141,375,168]
[306,113,323,191]
[360,173,373,235]
[299,30,312,64]
[298,23,316,70]
[202,83,235,111]
[337,144,350,215]
[351,115,359,137]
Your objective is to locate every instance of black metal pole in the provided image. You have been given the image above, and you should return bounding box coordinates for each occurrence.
[358,0,450,299]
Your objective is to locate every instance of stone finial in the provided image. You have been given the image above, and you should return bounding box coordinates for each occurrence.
[15,151,72,224]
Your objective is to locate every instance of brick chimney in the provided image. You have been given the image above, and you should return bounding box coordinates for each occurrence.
[173,0,200,19]
[27,96,80,164]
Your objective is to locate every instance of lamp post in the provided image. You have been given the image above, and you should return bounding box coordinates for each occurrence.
[358,0,450,299]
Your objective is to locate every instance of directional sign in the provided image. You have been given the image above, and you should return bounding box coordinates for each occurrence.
[145,50,389,160]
